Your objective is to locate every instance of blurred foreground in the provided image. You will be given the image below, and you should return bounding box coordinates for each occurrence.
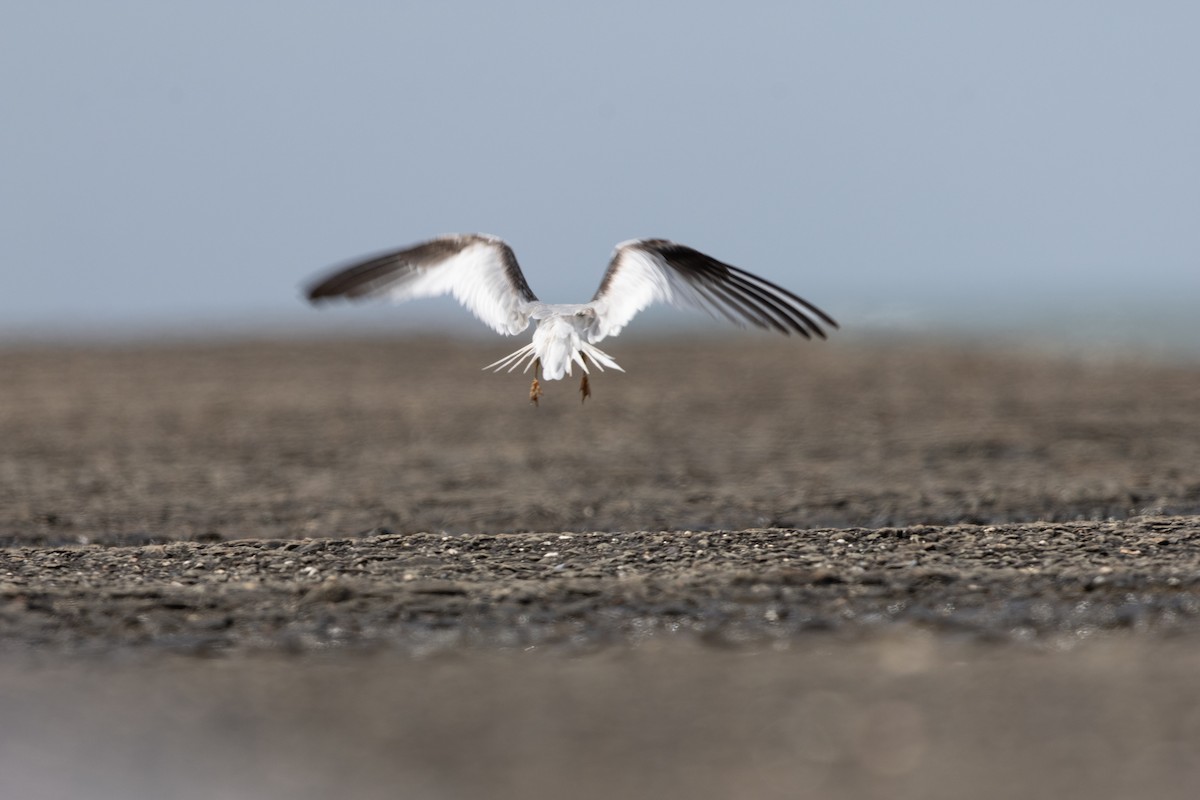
[3,637,1200,800]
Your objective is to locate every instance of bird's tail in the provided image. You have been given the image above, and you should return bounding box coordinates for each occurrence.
[483,341,624,376]
[484,343,539,373]
[579,341,623,373]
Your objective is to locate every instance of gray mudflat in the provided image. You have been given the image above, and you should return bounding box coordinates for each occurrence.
[2,337,1199,799]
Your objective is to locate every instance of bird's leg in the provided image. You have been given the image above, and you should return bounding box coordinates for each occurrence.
[579,354,591,403]
[529,358,543,406]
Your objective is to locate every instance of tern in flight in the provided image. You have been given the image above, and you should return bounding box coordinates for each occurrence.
[305,234,838,404]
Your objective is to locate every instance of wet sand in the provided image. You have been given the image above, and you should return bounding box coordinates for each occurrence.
[2,336,1199,798]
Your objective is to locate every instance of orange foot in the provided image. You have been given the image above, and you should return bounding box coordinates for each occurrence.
[529,377,543,406]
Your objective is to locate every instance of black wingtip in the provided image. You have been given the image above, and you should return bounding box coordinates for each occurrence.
[300,253,404,305]
[725,263,841,333]
[305,279,338,304]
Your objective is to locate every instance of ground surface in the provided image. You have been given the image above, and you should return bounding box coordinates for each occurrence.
[2,336,1200,799]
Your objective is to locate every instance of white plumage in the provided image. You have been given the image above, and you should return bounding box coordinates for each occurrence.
[306,233,837,403]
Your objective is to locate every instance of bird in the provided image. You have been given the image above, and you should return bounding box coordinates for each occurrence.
[305,234,838,404]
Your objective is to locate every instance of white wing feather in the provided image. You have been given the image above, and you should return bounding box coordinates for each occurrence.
[307,235,536,336]
[586,242,726,342]
[586,238,838,343]
[384,240,533,335]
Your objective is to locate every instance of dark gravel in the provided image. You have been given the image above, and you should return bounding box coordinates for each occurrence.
[3,517,1200,655]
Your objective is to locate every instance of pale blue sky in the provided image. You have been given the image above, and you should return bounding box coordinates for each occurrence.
[3,2,1198,344]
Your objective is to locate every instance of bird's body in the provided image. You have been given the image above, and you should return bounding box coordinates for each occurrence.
[306,234,837,402]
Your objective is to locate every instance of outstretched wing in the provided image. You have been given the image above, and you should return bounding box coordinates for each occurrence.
[306,234,538,335]
[586,239,838,342]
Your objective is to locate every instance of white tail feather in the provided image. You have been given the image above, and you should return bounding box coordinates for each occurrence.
[483,343,536,373]
[483,328,624,379]
[581,341,623,372]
